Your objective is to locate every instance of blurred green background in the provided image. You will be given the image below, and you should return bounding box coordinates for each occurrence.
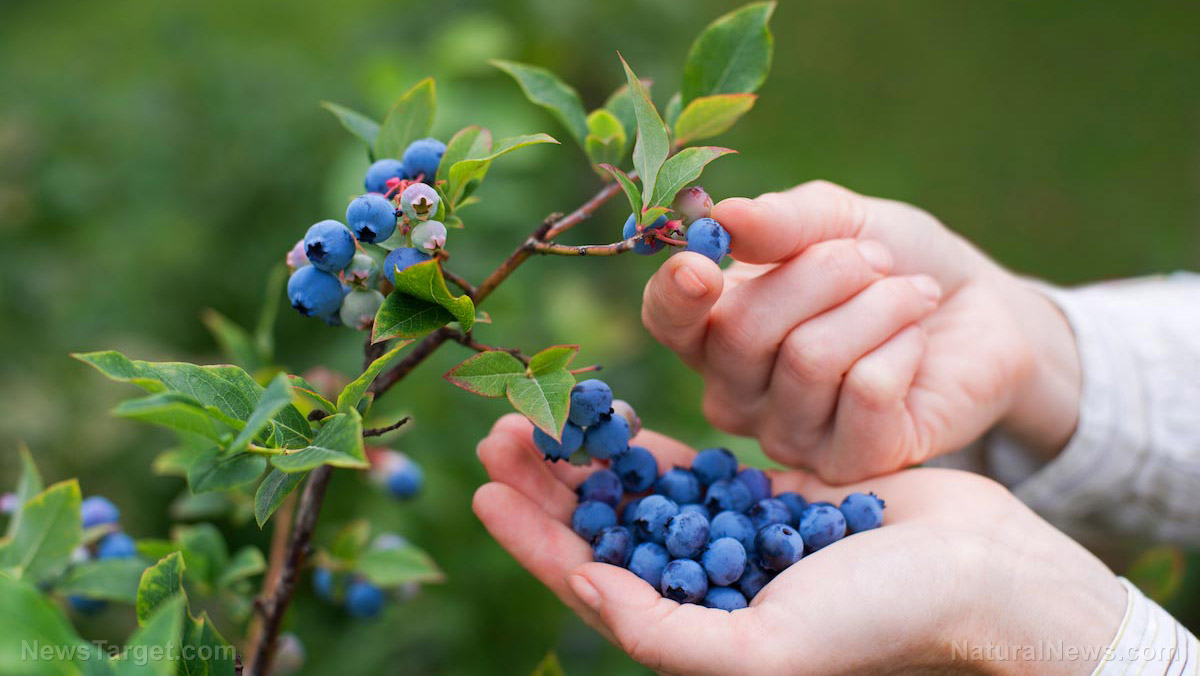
[1,0,1198,674]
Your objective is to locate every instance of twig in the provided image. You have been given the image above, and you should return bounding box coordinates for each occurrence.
[363,333,390,371]
[440,267,477,299]
[447,329,530,364]
[528,236,640,256]
[363,417,411,438]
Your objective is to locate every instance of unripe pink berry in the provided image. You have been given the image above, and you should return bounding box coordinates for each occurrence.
[400,183,440,222]
[672,186,713,225]
[611,399,642,437]
[286,239,309,272]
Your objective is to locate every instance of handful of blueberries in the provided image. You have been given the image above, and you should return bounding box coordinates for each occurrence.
[539,379,886,611]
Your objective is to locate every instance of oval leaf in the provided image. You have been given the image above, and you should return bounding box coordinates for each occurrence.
[596,164,642,222]
[373,260,476,342]
[337,340,413,413]
[437,125,492,185]
[649,146,737,209]
[136,552,185,625]
[0,480,81,582]
[320,101,380,156]
[681,2,776,105]
[374,78,436,160]
[529,345,579,376]
[617,54,669,211]
[674,93,757,146]
[56,558,147,603]
[507,369,575,442]
[492,60,588,145]
[270,412,367,472]
[446,133,560,207]
[356,544,445,587]
[254,469,306,528]
[444,351,527,398]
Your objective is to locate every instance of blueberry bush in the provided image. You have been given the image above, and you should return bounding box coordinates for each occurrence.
[0,4,777,675]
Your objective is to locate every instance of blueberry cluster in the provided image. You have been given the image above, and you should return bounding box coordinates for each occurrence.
[69,496,141,613]
[531,379,641,464]
[285,137,448,329]
[622,186,732,264]
[368,449,424,500]
[312,533,419,618]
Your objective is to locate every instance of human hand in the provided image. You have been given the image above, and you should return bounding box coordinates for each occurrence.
[642,181,1082,482]
[474,414,1124,676]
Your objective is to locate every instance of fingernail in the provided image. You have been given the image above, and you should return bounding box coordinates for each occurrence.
[855,240,892,273]
[910,275,942,301]
[567,574,601,611]
[673,264,708,299]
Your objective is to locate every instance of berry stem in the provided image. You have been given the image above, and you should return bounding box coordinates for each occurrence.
[653,231,689,247]
[569,364,603,375]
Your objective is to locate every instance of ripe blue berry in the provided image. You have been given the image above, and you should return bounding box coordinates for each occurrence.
[840,492,886,533]
[660,559,708,604]
[755,524,805,572]
[576,469,623,508]
[736,559,773,600]
[400,183,441,222]
[703,478,753,514]
[312,568,335,601]
[685,217,731,264]
[654,467,702,504]
[80,496,120,529]
[628,542,670,590]
[345,194,397,244]
[620,497,643,526]
[621,213,669,255]
[748,498,792,531]
[798,502,847,551]
[702,537,747,586]
[592,526,634,566]
[582,413,630,459]
[569,379,613,427]
[345,579,385,618]
[411,220,447,254]
[610,399,642,437]
[383,247,433,284]
[572,501,618,543]
[736,468,772,502]
[678,503,708,518]
[304,220,356,273]
[665,510,710,559]
[339,289,385,330]
[96,532,137,560]
[288,266,345,318]
[672,186,713,225]
[385,458,423,500]
[776,491,808,525]
[612,445,658,493]
[703,586,748,611]
[532,422,584,462]
[709,510,756,554]
[632,494,679,544]
[401,138,446,183]
[691,447,737,486]
[364,159,409,194]
[68,595,107,614]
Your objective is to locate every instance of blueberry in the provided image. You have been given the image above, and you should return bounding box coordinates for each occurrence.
[709,510,756,554]
[691,447,737,487]
[569,379,613,427]
[678,503,708,518]
[621,213,669,255]
[798,502,847,551]
[400,183,441,222]
[736,559,773,600]
[385,458,423,500]
[401,138,446,183]
[702,537,747,586]
[312,568,335,601]
[612,445,658,493]
[96,532,137,560]
[654,467,703,505]
[703,478,752,514]
[672,186,713,225]
[582,413,630,460]
[755,524,805,572]
[592,526,634,566]
[572,501,618,543]
[776,491,808,525]
[304,220,356,273]
[620,497,643,527]
[576,469,623,508]
[345,194,397,244]
[383,247,433,284]
[532,422,584,462]
[339,289,385,330]
[610,399,642,437]
[660,559,708,604]
[665,510,710,559]
[364,158,409,194]
[371,532,410,551]
[685,217,731,264]
[736,468,772,502]
[703,586,748,611]
[840,492,886,533]
[345,578,385,618]
[80,496,120,529]
[748,498,791,531]
[288,267,345,319]
[628,542,670,589]
[411,220,447,254]
[68,596,107,614]
[632,494,679,544]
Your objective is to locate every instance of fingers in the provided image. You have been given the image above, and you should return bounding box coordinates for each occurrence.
[712,181,873,265]
[759,275,941,466]
[476,414,579,521]
[641,252,724,367]
[568,562,755,675]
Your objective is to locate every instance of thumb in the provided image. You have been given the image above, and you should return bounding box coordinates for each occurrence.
[641,252,724,366]
[713,180,871,265]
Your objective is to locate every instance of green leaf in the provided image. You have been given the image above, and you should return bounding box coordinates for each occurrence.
[180,613,235,676]
[673,93,756,146]
[227,373,293,454]
[664,92,683,131]
[530,652,567,676]
[584,109,626,169]
[175,524,227,591]
[200,309,258,373]
[641,205,671,224]
[56,558,146,603]
[356,544,444,586]
[648,146,737,208]
[373,260,476,342]
[136,552,184,625]
[112,392,226,442]
[115,596,185,676]
[328,520,371,563]
[217,547,265,589]
[0,572,98,676]
[604,80,651,149]
[6,444,44,539]
[529,345,579,376]
[617,54,669,212]
[681,2,776,105]
[337,341,412,414]
[0,480,81,582]
[492,60,588,145]
[437,125,492,186]
[596,164,642,220]
[254,263,287,363]
[374,78,436,160]
[445,133,560,207]
[320,101,381,155]
[443,351,527,398]
[187,448,266,495]
[253,469,305,528]
[286,374,335,414]
[270,412,367,472]
[508,369,575,442]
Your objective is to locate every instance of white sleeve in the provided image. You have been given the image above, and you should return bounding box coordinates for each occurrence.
[1091,578,1199,676]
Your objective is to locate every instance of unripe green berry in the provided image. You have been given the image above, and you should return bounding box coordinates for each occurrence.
[400,183,440,222]
[339,289,385,330]
[411,220,447,254]
[343,253,380,288]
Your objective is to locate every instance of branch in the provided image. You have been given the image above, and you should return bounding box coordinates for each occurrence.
[447,329,530,364]
[363,417,411,438]
[440,266,477,299]
[528,235,639,256]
